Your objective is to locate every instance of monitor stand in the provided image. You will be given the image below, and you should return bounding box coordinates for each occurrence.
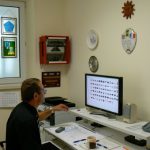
[90,111,108,117]
[89,111,116,119]
[86,107,116,119]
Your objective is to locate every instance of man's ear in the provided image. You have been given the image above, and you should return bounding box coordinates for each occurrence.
[33,92,38,99]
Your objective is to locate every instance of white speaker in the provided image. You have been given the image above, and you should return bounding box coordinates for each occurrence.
[123,103,137,124]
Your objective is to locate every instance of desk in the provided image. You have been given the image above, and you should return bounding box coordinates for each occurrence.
[70,108,150,149]
[44,122,136,150]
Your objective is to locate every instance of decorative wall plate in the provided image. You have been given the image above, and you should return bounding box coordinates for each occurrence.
[121,28,137,54]
[86,29,98,50]
[88,56,99,73]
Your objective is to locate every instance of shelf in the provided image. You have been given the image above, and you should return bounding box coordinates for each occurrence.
[48,61,67,64]
[47,52,65,54]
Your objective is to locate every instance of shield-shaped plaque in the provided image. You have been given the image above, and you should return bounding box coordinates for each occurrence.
[121,28,137,54]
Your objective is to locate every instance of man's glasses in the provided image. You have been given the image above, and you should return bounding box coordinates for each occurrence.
[41,88,47,94]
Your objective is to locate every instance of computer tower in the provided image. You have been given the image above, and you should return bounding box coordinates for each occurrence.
[38,97,76,126]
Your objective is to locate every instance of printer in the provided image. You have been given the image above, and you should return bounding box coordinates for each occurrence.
[38,97,76,126]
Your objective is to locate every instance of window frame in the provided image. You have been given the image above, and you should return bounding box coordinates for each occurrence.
[0,0,26,88]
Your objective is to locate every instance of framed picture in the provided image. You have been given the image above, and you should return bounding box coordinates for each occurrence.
[1,37,17,58]
[1,17,17,35]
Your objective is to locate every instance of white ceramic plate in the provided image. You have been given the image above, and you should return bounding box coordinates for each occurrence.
[86,29,98,50]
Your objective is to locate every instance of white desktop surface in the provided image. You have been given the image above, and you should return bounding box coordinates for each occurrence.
[70,108,150,140]
[44,122,135,150]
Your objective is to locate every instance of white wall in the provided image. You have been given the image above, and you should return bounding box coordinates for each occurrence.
[66,0,150,121]
[26,0,70,97]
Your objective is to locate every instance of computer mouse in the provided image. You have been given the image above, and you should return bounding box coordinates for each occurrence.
[142,122,150,133]
[55,127,65,133]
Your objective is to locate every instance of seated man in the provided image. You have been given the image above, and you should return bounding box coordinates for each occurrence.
[6,78,68,150]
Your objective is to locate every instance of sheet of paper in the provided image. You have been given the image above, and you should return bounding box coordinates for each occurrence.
[46,122,122,150]
[126,122,146,131]
[78,138,121,150]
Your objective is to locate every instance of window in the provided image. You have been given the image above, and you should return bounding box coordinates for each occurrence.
[0,1,26,86]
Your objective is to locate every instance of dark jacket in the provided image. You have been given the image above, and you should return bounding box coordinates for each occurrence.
[6,102,41,150]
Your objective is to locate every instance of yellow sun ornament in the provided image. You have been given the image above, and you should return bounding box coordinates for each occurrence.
[122,1,135,19]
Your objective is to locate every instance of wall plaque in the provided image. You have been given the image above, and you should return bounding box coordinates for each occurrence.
[42,72,60,87]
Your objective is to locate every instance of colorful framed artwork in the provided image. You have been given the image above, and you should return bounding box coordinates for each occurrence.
[1,37,17,58]
[1,17,17,35]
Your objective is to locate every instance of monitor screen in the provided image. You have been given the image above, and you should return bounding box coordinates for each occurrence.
[85,74,123,115]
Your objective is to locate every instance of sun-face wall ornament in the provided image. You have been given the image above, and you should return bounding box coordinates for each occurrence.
[122,1,135,19]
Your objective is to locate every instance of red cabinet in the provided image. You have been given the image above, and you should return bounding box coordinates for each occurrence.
[39,35,70,64]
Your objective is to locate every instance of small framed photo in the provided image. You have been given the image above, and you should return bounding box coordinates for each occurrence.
[1,17,17,35]
[1,37,17,58]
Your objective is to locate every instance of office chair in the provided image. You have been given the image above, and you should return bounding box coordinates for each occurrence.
[0,141,6,150]
[0,140,62,150]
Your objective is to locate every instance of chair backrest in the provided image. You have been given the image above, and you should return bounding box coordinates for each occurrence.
[0,141,6,150]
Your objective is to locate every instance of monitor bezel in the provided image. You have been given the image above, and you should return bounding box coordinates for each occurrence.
[85,73,123,116]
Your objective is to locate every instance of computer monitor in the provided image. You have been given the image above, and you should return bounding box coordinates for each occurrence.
[85,74,123,116]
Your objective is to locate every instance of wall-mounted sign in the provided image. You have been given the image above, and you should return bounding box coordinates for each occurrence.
[42,72,60,87]
[121,28,137,54]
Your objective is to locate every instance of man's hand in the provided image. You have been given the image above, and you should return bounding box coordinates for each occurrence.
[38,104,69,121]
[53,104,69,112]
